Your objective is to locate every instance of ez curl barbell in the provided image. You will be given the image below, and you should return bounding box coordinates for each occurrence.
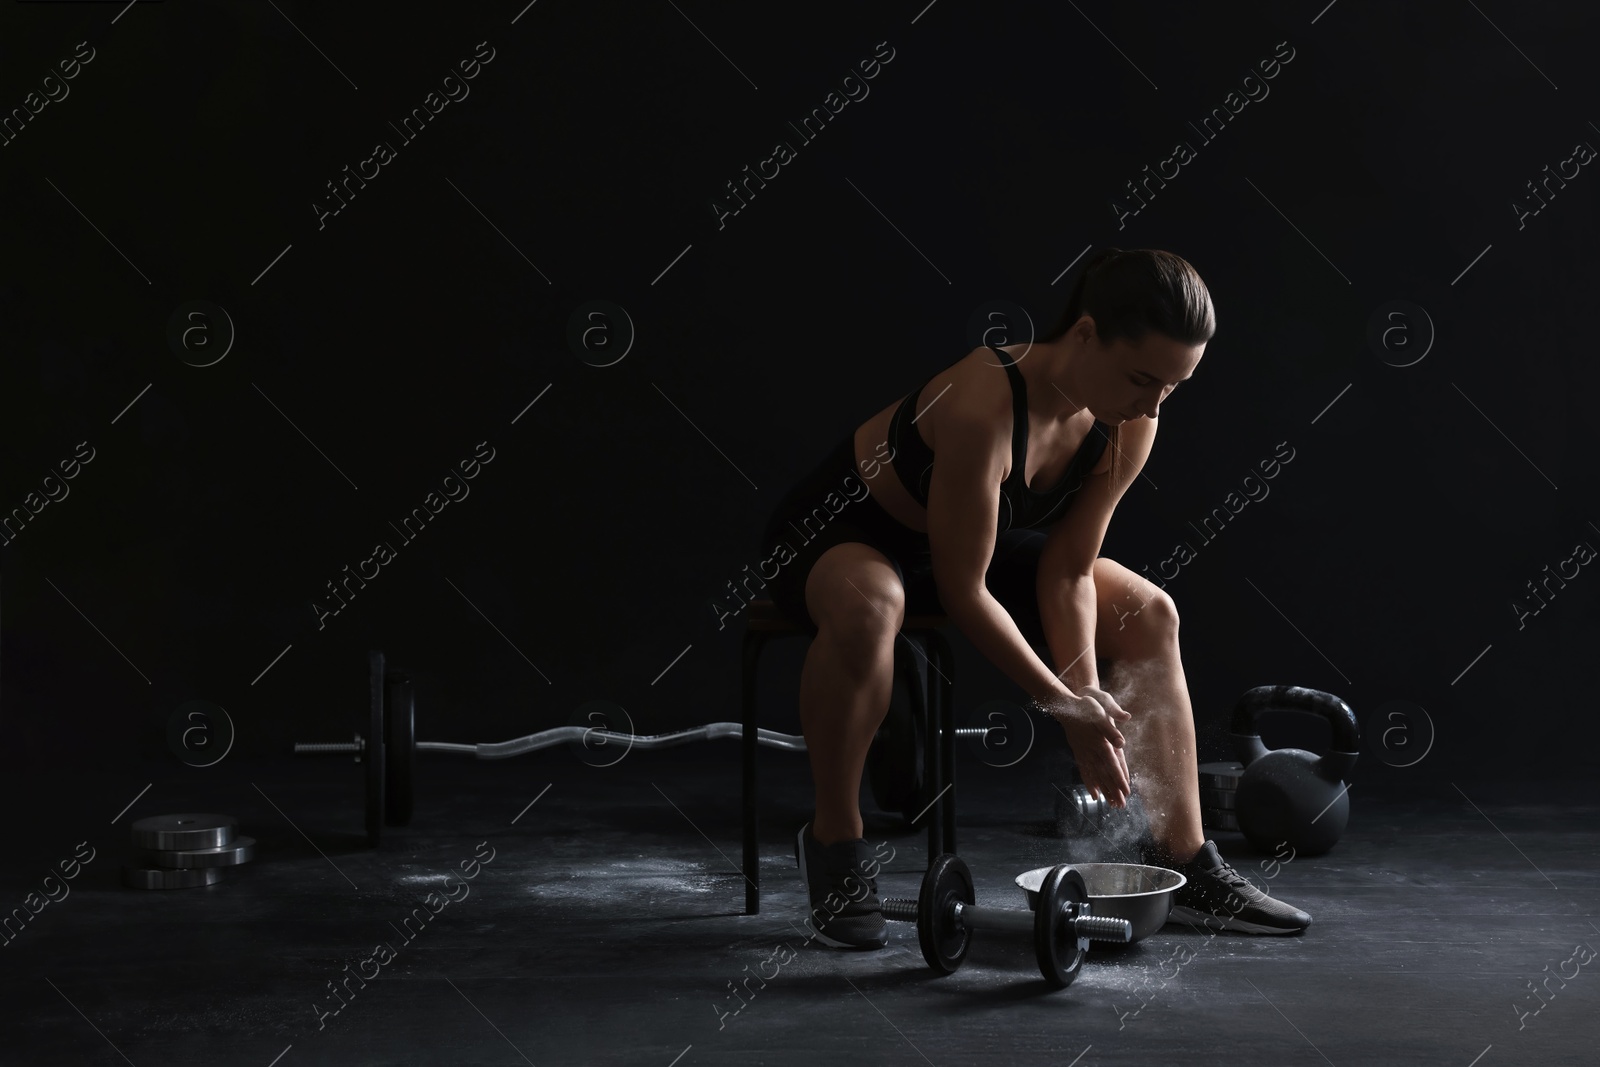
[293,651,998,846]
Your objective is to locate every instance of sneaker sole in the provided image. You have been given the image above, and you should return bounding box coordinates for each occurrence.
[794,825,887,950]
[1167,904,1309,935]
[807,925,886,950]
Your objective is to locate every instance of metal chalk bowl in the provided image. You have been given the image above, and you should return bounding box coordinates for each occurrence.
[1015,863,1186,943]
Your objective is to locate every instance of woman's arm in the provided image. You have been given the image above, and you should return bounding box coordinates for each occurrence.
[925,407,1131,800]
[928,404,1152,806]
[924,404,1066,705]
[1033,418,1160,804]
[1040,575,1100,694]
[1038,571,1132,805]
[1035,418,1159,678]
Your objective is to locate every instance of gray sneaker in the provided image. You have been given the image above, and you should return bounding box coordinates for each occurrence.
[794,823,887,949]
[1162,840,1312,935]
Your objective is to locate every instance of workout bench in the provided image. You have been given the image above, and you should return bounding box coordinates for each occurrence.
[739,597,958,915]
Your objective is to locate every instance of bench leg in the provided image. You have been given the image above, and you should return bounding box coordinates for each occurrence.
[926,629,957,858]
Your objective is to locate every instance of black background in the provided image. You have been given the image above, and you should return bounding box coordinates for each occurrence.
[2,0,1596,787]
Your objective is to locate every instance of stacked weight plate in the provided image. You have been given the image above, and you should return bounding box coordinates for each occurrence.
[1198,761,1243,833]
[121,813,256,889]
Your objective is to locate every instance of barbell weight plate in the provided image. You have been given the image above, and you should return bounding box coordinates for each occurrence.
[898,637,932,825]
[121,865,226,890]
[385,671,415,826]
[1035,864,1090,989]
[898,696,929,825]
[367,650,385,848]
[918,854,974,975]
[1202,807,1239,832]
[130,813,236,851]
[868,671,921,816]
[132,836,256,869]
[1200,786,1237,811]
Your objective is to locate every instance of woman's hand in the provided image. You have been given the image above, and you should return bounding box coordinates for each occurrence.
[1040,686,1132,808]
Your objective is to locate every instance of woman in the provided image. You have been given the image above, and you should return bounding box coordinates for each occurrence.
[760,248,1312,948]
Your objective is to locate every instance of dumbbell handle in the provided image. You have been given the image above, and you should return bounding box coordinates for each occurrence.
[295,733,365,755]
[1061,912,1130,942]
[957,902,1036,937]
[880,898,917,922]
[881,897,1132,943]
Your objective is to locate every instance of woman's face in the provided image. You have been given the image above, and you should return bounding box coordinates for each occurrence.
[1082,326,1205,423]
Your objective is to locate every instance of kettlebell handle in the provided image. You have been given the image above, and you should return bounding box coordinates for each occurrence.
[1227,684,1360,781]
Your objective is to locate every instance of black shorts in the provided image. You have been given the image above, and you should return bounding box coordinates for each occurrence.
[758,432,1049,648]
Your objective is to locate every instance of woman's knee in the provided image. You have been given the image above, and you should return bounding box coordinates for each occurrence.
[1095,569,1180,660]
[805,544,905,662]
[1124,586,1179,647]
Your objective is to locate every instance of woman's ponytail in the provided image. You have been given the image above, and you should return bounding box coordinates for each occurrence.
[1040,246,1210,348]
[1043,246,1124,343]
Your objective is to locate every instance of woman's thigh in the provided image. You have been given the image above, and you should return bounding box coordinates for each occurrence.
[762,517,902,634]
[802,540,908,641]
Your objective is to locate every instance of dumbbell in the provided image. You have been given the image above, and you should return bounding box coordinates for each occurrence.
[880,854,1131,988]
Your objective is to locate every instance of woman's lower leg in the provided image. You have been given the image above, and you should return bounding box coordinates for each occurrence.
[1105,642,1206,863]
[799,625,895,846]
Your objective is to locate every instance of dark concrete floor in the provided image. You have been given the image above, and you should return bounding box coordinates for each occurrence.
[2,744,1596,1067]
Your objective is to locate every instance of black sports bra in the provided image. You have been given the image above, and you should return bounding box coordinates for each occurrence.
[884,345,1111,532]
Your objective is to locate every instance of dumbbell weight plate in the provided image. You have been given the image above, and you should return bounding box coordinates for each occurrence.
[386,671,414,826]
[1198,761,1244,790]
[367,650,386,848]
[131,836,256,869]
[121,865,226,890]
[130,814,236,851]
[918,854,975,975]
[1054,781,1109,838]
[1034,864,1090,989]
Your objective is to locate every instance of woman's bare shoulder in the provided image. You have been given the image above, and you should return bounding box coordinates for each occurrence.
[922,346,1010,445]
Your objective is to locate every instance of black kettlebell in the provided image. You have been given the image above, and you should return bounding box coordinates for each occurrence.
[1228,685,1359,857]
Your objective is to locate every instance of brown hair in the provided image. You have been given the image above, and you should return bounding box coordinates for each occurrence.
[1042,247,1216,486]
